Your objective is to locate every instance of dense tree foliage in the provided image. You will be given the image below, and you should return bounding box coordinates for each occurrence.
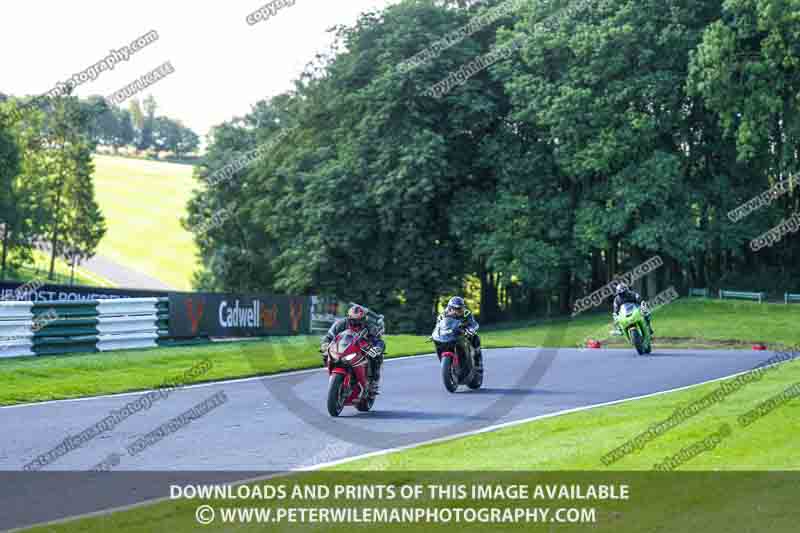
[179,0,799,330]
[85,95,199,156]
[0,91,106,281]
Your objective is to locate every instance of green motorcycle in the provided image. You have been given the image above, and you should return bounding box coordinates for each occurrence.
[614,302,652,355]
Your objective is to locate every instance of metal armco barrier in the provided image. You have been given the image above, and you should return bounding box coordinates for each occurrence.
[719,289,766,303]
[689,288,709,297]
[0,302,35,358]
[1,289,381,358]
[786,293,800,304]
[0,298,162,358]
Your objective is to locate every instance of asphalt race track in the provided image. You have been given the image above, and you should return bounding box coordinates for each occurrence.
[0,347,791,530]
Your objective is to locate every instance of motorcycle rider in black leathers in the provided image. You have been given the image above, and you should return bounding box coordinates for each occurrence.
[433,296,483,370]
[612,283,654,335]
[321,305,385,396]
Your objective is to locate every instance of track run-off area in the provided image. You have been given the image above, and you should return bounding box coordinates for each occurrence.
[0,346,793,530]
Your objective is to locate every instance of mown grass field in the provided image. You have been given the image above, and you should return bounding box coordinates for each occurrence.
[91,155,199,290]
[0,298,797,406]
[2,249,111,287]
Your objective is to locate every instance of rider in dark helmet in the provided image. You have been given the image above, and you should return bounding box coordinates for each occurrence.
[612,283,654,335]
[321,305,386,396]
[434,296,482,369]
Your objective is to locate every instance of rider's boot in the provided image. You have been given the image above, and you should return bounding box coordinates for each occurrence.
[474,346,483,372]
[472,337,483,372]
[368,358,382,396]
[646,316,654,336]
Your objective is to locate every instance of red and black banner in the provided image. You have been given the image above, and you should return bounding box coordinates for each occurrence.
[168,293,311,338]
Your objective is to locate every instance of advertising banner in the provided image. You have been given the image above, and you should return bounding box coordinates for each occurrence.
[169,293,311,338]
[0,281,167,303]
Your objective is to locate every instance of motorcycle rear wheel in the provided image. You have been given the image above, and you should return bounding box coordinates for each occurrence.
[467,351,483,389]
[327,373,347,417]
[467,369,483,389]
[356,395,375,412]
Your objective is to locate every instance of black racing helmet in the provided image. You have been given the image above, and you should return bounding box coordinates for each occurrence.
[445,296,465,317]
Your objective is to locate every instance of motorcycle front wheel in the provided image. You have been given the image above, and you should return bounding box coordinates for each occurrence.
[327,373,348,417]
[441,357,459,393]
[631,329,646,356]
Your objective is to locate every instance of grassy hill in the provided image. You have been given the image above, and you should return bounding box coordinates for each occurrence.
[3,249,113,287]
[91,155,199,290]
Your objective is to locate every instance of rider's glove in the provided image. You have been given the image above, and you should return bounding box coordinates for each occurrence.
[367,346,382,359]
[320,342,330,364]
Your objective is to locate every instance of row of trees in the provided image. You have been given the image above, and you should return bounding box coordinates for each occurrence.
[0,89,200,281]
[0,93,107,281]
[87,95,200,158]
[186,0,800,332]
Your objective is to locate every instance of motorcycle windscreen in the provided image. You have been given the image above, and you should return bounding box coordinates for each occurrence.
[621,303,638,316]
[336,331,357,354]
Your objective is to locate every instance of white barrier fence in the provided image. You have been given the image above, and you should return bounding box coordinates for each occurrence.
[0,298,161,358]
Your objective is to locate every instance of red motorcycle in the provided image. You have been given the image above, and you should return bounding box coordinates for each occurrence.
[325,327,376,416]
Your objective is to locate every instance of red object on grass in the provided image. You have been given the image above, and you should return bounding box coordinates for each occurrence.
[752,344,767,351]
[587,340,602,349]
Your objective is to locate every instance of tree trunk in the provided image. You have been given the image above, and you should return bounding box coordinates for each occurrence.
[49,142,67,281]
[48,193,62,281]
[1,227,9,279]
[559,269,571,315]
[478,260,499,323]
[647,268,658,300]
[591,247,601,291]
[608,237,619,281]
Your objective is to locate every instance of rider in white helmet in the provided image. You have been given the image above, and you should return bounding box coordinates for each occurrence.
[612,283,654,335]
[434,296,482,369]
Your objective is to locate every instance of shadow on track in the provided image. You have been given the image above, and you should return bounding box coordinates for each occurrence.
[462,387,567,396]
[352,410,490,422]
[637,350,721,358]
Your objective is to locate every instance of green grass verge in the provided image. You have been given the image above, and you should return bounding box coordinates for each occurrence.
[0,298,798,406]
[92,155,199,290]
[0,335,430,406]
[340,358,800,471]
[2,249,112,287]
[488,297,800,349]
